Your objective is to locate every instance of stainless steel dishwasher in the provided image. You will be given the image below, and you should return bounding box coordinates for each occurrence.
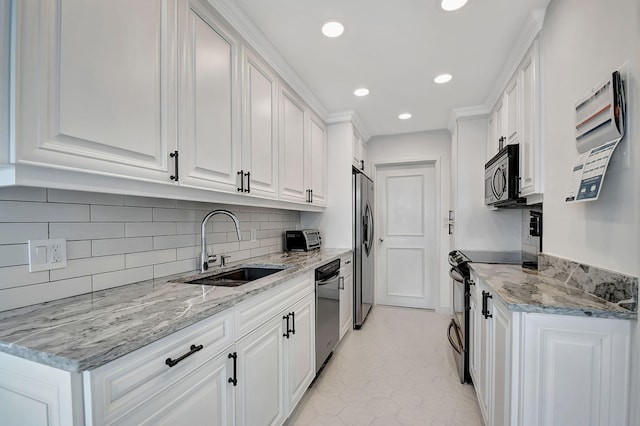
[315,258,340,373]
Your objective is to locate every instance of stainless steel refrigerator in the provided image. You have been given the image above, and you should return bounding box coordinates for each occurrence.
[353,169,374,328]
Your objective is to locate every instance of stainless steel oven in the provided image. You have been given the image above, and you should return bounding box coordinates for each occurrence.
[448,265,467,383]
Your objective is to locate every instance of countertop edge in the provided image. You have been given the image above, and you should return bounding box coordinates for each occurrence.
[469,263,636,321]
[0,248,353,372]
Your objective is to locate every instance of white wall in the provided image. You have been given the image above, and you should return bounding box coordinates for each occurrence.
[0,187,300,312]
[540,0,640,421]
[454,117,522,251]
[0,0,9,163]
[367,130,452,311]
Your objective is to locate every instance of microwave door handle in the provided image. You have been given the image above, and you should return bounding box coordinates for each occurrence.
[492,167,502,198]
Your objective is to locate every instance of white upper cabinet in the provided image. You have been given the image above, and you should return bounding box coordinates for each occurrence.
[307,112,327,206]
[518,40,542,199]
[177,0,240,192]
[12,0,177,182]
[241,49,279,199]
[279,84,307,203]
[5,0,327,210]
[486,39,542,202]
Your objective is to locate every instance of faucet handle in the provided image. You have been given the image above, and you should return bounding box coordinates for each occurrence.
[207,254,217,264]
[221,254,231,267]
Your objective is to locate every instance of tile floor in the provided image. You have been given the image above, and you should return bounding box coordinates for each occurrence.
[286,305,484,426]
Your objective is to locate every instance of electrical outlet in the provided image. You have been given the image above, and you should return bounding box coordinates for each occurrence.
[250,229,257,242]
[28,239,67,272]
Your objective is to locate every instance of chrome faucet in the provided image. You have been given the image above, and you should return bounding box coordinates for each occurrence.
[200,209,241,272]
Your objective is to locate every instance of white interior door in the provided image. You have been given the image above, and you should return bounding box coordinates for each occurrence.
[376,162,438,309]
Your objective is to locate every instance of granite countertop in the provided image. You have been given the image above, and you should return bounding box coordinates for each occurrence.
[469,263,636,320]
[0,248,351,372]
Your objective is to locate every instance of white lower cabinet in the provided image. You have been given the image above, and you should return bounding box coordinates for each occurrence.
[470,271,631,426]
[235,314,286,426]
[339,254,354,340]
[0,272,318,425]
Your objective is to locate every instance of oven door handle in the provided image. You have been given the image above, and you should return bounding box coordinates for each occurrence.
[447,319,463,354]
[449,267,464,283]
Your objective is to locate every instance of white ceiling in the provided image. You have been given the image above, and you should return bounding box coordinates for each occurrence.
[232,0,550,137]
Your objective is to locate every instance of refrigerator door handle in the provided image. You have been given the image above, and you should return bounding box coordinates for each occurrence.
[364,202,373,256]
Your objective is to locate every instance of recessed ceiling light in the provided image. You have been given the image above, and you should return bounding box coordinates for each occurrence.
[322,21,344,38]
[398,113,412,120]
[441,0,468,12]
[354,88,370,97]
[434,73,453,84]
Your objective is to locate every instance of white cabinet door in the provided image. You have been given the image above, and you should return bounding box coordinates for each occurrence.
[468,284,479,385]
[505,75,520,147]
[235,315,286,426]
[0,352,82,426]
[339,257,354,340]
[352,130,363,169]
[491,298,513,426]
[178,0,240,192]
[307,112,327,206]
[521,313,631,426]
[117,349,235,426]
[14,0,177,182]
[486,110,498,161]
[279,85,307,203]
[242,49,278,199]
[477,287,491,425]
[285,293,316,415]
[518,40,541,198]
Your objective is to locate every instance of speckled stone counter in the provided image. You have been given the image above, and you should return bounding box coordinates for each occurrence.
[469,263,636,320]
[0,248,351,372]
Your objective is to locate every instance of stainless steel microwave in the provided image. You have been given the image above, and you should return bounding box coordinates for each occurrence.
[484,144,524,206]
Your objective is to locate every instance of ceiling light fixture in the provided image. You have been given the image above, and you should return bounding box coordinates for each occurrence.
[434,73,453,84]
[398,113,412,120]
[321,21,344,38]
[441,0,468,12]
[354,88,370,97]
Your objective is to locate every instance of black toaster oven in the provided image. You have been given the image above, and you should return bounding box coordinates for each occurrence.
[284,230,321,251]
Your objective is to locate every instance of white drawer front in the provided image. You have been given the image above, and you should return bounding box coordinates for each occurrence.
[85,309,234,425]
[235,271,313,339]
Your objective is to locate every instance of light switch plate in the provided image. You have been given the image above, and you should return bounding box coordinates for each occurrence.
[28,239,67,272]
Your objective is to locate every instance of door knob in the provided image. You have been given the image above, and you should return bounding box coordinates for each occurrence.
[378,238,384,243]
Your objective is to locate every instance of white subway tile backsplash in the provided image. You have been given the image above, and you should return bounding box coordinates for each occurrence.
[126,249,176,268]
[125,222,176,237]
[176,221,199,235]
[153,234,197,250]
[50,255,125,281]
[0,187,47,202]
[0,244,28,267]
[92,237,153,256]
[0,189,299,312]
[176,246,200,261]
[124,195,176,208]
[91,205,152,222]
[0,277,92,312]
[0,265,49,290]
[92,266,153,292]
[0,201,90,222]
[154,258,197,278]
[50,223,124,240]
[250,247,270,257]
[153,208,196,222]
[0,223,48,244]
[47,189,124,205]
[66,240,92,260]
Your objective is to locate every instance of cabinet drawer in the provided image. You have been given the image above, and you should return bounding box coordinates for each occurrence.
[235,271,313,339]
[85,309,234,425]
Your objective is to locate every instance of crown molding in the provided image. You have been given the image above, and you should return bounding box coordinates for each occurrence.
[326,110,371,142]
[205,0,329,119]
[447,8,545,132]
[447,105,491,131]
[485,8,546,109]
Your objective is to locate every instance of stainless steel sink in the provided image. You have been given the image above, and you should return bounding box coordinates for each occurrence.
[181,266,286,287]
